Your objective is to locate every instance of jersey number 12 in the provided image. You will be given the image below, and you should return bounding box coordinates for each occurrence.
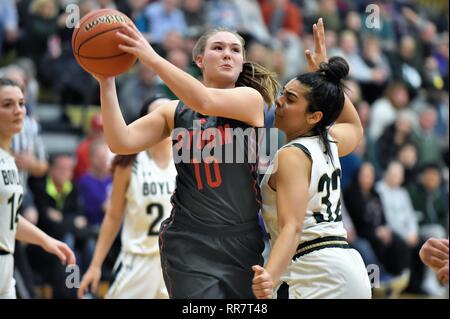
[8,193,23,231]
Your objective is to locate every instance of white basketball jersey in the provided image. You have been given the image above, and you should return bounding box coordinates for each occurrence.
[0,148,23,254]
[121,152,177,255]
[260,135,347,246]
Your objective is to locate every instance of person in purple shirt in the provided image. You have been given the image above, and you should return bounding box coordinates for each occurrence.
[78,139,112,227]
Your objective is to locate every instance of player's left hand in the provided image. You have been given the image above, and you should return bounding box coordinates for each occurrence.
[116,23,158,66]
[42,236,76,265]
[252,265,274,299]
[305,18,328,72]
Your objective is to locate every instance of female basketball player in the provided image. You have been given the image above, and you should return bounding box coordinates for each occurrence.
[77,95,176,299]
[252,20,372,299]
[0,78,75,299]
[89,22,281,298]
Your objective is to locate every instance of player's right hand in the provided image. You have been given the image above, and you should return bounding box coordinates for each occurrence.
[78,266,102,299]
[252,265,274,299]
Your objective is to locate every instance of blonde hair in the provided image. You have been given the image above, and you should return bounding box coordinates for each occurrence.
[30,0,57,17]
[192,28,279,106]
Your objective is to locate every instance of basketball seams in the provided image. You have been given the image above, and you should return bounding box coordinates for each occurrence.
[72,9,105,54]
[77,26,125,57]
[74,51,129,60]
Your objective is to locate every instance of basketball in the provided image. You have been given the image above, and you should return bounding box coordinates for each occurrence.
[72,9,137,76]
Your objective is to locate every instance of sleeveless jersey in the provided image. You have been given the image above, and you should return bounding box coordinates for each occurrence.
[260,135,347,245]
[0,148,23,253]
[170,102,262,226]
[121,151,177,255]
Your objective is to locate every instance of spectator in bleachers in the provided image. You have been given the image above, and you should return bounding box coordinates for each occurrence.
[344,163,411,279]
[78,139,112,228]
[205,0,240,30]
[377,112,415,170]
[126,0,151,33]
[331,31,389,95]
[408,163,448,239]
[0,0,20,56]
[397,143,419,188]
[359,36,391,103]
[78,138,112,272]
[97,0,117,9]
[368,81,411,141]
[13,58,39,114]
[74,113,104,180]
[161,30,185,54]
[28,153,85,298]
[412,107,444,166]
[388,35,424,98]
[341,191,410,298]
[18,0,59,72]
[144,0,187,45]
[376,161,419,246]
[117,62,165,123]
[230,0,272,44]
[375,161,426,294]
[360,0,397,51]
[315,0,341,32]
[432,34,448,88]
[260,0,303,37]
[182,0,207,38]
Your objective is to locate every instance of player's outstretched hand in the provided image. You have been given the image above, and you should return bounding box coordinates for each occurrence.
[252,265,274,299]
[305,18,328,72]
[116,22,157,66]
[42,236,76,266]
[78,266,102,299]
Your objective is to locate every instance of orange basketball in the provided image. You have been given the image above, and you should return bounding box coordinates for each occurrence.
[72,9,137,76]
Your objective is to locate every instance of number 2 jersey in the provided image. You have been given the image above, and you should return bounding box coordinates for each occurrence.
[121,151,177,255]
[260,135,347,246]
[0,148,23,254]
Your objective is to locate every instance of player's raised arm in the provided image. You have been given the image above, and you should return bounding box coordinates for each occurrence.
[116,24,278,127]
[304,18,363,157]
[93,75,176,154]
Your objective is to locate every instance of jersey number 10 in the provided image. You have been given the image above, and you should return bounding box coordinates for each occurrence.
[193,157,222,190]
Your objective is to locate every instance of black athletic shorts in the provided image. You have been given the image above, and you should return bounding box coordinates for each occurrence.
[159,212,264,299]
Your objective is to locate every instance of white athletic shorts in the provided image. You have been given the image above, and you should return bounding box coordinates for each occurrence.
[105,251,168,299]
[0,254,16,299]
[274,247,372,299]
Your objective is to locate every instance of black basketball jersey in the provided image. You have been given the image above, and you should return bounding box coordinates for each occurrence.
[170,101,262,226]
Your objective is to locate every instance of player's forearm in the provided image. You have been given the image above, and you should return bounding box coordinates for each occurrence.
[335,95,363,137]
[98,78,131,153]
[90,212,122,268]
[142,55,210,113]
[15,215,49,248]
[265,225,301,284]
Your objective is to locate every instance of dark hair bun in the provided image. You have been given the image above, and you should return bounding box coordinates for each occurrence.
[319,56,349,84]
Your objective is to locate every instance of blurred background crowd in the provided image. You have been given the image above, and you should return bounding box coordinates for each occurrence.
[0,0,448,299]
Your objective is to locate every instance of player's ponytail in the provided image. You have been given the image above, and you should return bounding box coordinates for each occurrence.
[237,61,279,107]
